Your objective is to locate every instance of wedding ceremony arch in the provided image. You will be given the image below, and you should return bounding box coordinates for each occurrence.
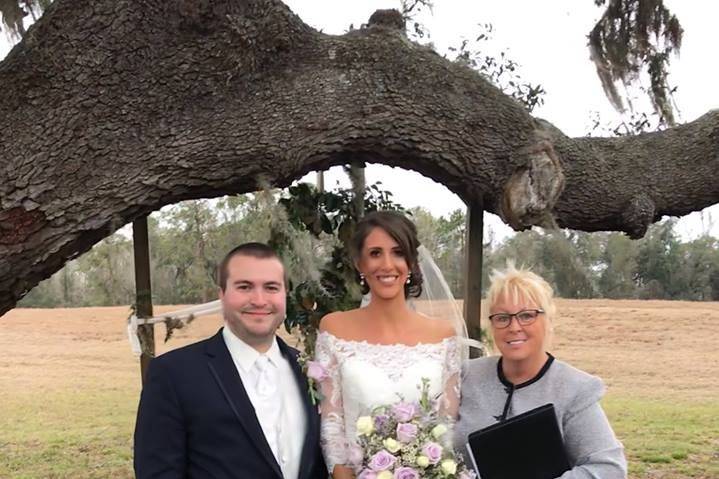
[1,0,718,363]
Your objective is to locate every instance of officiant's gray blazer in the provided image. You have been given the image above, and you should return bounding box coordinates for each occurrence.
[454,355,627,478]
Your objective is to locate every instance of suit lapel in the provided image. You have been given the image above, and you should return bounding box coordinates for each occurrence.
[205,329,283,479]
[278,336,320,479]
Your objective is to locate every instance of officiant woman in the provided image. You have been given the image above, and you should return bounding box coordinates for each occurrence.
[454,264,627,478]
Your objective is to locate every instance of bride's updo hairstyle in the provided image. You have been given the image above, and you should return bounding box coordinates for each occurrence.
[351,210,423,298]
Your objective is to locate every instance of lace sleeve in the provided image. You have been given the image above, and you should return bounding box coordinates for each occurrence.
[440,337,462,419]
[314,332,349,473]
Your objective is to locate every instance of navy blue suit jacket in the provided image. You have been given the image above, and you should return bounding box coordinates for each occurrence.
[134,329,326,479]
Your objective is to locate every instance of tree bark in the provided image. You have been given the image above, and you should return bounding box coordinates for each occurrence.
[0,0,717,317]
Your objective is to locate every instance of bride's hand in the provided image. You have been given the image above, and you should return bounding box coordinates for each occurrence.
[332,464,355,479]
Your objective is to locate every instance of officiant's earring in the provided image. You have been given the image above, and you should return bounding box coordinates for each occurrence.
[359,273,366,287]
[406,273,412,285]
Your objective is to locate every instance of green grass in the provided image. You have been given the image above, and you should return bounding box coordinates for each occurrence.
[1,387,717,478]
[603,395,719,478]
[0,385,138,479]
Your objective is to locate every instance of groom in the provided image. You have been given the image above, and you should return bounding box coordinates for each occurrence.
[134,242,326,479]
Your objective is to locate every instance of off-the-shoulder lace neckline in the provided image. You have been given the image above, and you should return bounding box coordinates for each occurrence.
[318,330,456,348]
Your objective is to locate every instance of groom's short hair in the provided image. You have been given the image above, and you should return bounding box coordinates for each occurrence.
[217,242,286,291]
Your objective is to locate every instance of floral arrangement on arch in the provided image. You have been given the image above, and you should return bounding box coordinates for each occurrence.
[350,379,475,479]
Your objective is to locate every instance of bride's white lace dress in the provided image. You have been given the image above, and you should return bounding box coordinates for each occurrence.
[314,330,462,473]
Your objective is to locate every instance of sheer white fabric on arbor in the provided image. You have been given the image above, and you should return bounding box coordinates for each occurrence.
[127,301,221,356]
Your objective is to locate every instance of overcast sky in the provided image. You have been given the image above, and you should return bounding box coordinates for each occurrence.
[2,0,717,241]
[283,0,719,241]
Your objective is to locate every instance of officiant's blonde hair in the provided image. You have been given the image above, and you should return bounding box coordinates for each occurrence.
[486,262,556,344]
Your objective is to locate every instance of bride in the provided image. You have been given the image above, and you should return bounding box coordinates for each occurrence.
[314,211,464,479]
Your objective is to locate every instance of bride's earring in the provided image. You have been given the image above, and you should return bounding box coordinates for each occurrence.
[406,273,412,285]
[359,273,366,287]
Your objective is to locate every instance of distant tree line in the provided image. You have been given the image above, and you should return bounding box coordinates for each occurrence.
[413,208,718,301]
[18,191,719,308]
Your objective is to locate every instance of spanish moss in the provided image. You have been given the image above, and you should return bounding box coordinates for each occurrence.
[589,0,683,126]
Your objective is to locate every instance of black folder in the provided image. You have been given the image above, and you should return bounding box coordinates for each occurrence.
[466,403,570,479]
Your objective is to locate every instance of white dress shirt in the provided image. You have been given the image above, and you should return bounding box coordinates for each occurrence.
[222,326,307,479]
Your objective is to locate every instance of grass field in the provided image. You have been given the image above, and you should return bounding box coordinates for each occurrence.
[1,299,718,478]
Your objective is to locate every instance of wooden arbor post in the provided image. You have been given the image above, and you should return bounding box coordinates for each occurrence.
[133,215,155,384]
[464,199,484,358]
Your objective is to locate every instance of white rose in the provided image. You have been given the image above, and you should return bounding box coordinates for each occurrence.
[383,437,401,453]
[431,424,448,439]
[377,471,393,479]
[416,455,430,468]
[441,459,457,476]
[356,416,374,436]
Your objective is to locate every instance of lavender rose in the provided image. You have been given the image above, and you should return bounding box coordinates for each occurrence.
[393,466,420,479]
[391,402,419,422]
[368,450,397,472]
[306,361,328,382]
[421,442,443,465]
[396,422,418,443]
[357,469,377,479]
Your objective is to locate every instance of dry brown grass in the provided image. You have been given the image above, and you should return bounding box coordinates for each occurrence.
[552,299,719,402]
[0,299,717,478]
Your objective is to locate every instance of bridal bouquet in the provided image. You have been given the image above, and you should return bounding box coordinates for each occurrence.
[352,379,475,479]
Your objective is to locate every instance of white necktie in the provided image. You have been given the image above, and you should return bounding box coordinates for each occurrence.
[253,355,278,397]
[252,355,283,465]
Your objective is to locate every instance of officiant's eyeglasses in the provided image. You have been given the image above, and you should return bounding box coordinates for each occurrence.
[488,309,544,329]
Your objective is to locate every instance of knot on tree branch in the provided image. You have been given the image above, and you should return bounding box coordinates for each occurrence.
[621,193,656,239]
[500,140,565,230]
[367,9,406,33]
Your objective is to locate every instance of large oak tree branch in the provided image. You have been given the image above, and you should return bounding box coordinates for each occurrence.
[0,0,717,316]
